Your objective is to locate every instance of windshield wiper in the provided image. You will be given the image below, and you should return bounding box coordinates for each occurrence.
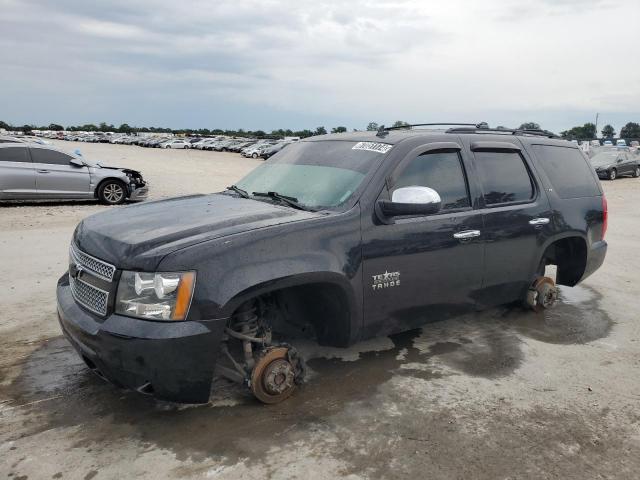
[252,191,315,211]
[227,185,250,198]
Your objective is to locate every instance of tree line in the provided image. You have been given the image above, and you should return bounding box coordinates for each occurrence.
[559,122,640,141]
[2,119,639,141]
[0,120,344,139]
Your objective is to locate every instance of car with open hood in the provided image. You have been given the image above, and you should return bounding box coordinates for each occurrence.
[0,143,147,204]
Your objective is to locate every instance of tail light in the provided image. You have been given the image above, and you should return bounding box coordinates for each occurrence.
[602,195,608,240]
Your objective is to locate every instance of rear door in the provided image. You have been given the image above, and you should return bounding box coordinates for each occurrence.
[466,141,552,306]
[30,147,92,198]
[0,146,37,199]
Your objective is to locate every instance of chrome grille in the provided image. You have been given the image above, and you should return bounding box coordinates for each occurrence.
[70,243,116,281]
[69,274,109,316]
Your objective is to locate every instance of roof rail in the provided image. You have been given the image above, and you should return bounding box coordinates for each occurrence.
[375,123,560,139]
[445,127,560,139]
[376,122,486,137]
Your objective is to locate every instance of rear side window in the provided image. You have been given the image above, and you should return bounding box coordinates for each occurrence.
[473,151,534,205]
[531,145,600,199]
[393,151,470,210]
[30,148,73,165]
[0,146,31,163]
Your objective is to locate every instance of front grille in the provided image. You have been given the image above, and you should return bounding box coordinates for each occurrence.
[70,244,116,281]
[69,274,109,316]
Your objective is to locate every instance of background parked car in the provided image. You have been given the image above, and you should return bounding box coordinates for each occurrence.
[261,141,290,159]
[590,150,639,180]
[0,143,148,204]
[161,139,191,149]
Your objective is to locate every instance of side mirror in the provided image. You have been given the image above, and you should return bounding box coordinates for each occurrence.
[69,158,84,167]
[377,186,442,218]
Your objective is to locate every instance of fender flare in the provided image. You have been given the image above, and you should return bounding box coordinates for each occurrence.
[219,271,357,316]
[534,231,588,284]
[217,271,360,345]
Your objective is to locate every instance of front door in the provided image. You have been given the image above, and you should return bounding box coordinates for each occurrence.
[468,143,552,306]
[30,147,92,198]
[361,147,484,337]
[0,146,37,199]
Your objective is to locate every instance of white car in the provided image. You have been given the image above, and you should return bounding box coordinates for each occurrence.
[193,139,216,150]
[162,139,191,149]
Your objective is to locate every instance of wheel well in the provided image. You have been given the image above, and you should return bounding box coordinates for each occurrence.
[95,177,128,199]
[232,282,352,348]
[539,237,587,287]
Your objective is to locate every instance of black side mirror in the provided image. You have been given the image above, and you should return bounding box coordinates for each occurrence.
[377,186,442,218]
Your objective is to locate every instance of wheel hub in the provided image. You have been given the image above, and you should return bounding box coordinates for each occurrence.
[250,346,302,404]
[529,276,558,312]
[263,359,295,395]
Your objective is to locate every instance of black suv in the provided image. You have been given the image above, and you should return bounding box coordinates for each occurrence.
[56,124,607,404]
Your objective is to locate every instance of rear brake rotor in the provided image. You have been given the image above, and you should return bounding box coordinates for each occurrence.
[532,276,558,312]
[250,347,297,404]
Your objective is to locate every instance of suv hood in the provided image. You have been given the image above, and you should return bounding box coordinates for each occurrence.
[74,193,320,270]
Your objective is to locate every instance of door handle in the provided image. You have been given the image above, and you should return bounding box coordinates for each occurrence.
[453,230,481,239]
[529,218,550,226]
[37,169,50,173]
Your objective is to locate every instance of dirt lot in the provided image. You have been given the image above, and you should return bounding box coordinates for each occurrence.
[1,141,639,479]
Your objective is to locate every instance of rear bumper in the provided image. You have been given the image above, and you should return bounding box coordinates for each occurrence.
[582,240,607,281]
[56,274,226,403]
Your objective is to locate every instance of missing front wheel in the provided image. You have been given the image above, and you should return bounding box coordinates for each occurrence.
[218,302,306,404]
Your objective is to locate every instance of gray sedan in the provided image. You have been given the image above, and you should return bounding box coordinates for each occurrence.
[590,150,640,180]
[0,142,148,204]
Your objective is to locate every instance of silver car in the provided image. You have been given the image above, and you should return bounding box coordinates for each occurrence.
[0,143,148,204]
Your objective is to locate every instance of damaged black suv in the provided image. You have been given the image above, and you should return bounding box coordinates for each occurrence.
[56,123,608,404]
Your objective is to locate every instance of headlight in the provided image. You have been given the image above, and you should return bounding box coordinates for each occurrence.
[116,271,196,321]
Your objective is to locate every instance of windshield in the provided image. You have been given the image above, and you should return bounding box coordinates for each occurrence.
[590,152,619,167]
[235,140,391,208]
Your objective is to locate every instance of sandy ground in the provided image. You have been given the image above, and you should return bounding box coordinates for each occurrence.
[1,140,639,479]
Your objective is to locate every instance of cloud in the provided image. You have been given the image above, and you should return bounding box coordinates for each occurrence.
[0,0,638,132]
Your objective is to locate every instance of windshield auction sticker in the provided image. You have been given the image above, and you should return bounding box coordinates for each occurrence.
[352,142,393,154]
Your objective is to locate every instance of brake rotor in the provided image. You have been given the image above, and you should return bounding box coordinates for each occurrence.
[250,347,297,404]
[532,276,558,312]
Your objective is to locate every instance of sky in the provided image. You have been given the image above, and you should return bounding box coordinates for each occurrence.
[1,0,639,134]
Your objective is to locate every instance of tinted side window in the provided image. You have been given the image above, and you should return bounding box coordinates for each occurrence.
[531,145,600,199]
[0,147,31,163]
[393,151,470,210]
[30,148,73,165]
[474,151,534,205]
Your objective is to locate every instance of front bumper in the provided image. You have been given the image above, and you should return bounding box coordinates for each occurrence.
[56,274,226,403]
[128,184,149,201]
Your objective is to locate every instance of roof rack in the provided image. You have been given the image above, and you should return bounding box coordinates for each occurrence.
[375,122,560,139]
[376,122,488,137]
[445,127,560,139]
